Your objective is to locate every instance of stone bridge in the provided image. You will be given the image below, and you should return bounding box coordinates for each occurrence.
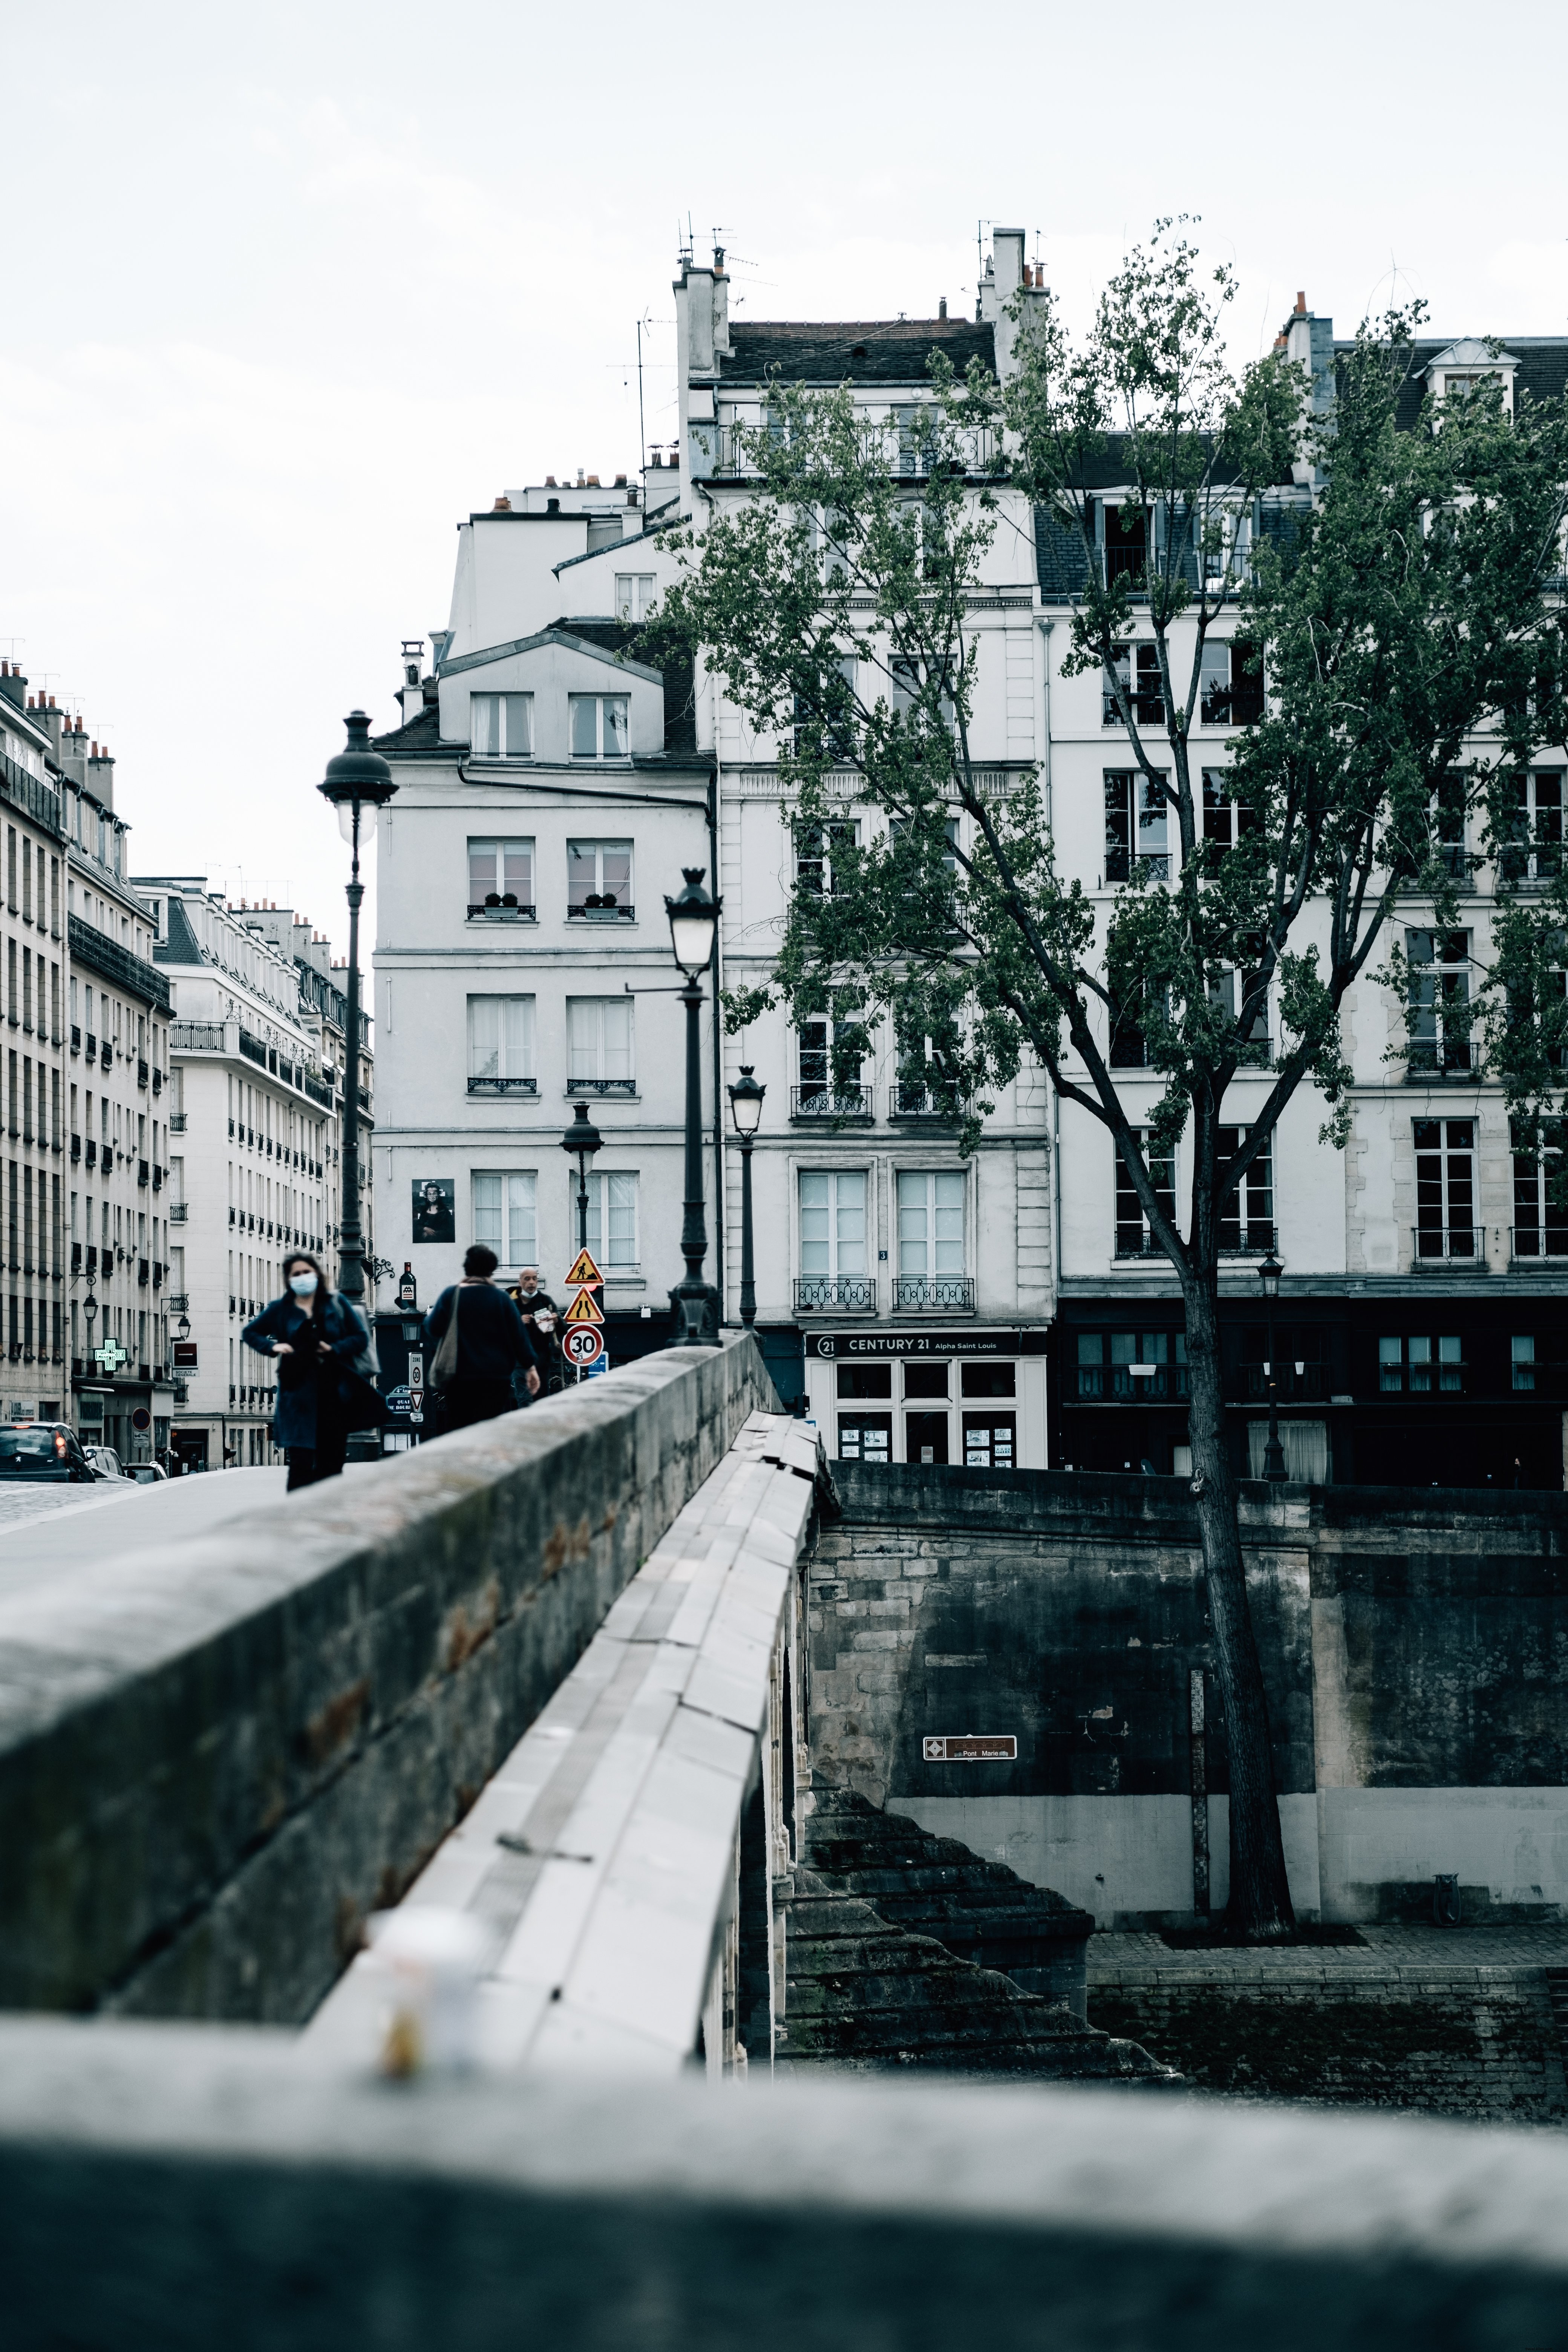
[2,1337,1567,2346]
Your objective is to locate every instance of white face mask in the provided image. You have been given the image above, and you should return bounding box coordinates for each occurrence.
[289,1271,318,1297]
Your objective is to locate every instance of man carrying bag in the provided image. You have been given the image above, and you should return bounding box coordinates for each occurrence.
[424,1244,541,1433]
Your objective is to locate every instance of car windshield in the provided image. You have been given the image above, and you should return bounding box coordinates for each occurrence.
[0,1429,65,1462]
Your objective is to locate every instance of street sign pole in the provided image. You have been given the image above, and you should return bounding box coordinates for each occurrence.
[562,1248,605,1386]
[408,1348,424,1438]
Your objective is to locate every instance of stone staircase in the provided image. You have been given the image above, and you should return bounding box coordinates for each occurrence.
[777,1791,1173,2080]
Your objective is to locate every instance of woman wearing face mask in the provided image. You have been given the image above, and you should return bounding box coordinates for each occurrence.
[242,1251,379,1490]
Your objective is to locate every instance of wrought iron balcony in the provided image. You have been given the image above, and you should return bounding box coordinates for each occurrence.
[566,900,634,921]
[565,1077,636,1096]
[893,1276,975,1313]
[1075,1363,1190,1402]
[466,899,536,922]
[1411,1225,1486,1266]
[137,1058,149,1089]
[467,1076,539,1096]
[1509,1225,1568,1263]
[793,1276,876,1314]
[1241,1363,1327,1402]
[889,1084,963,1121]
[1218,1220,1277,1257]
[790,1084,871,1121]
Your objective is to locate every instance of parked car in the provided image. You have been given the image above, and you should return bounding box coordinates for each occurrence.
[0,1423,96,1483]
[127,1462,168,1484]
[83,1445,134,1483]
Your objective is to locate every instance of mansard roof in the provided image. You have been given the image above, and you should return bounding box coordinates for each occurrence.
[1380,336,1568,430]
[718,317,995,387]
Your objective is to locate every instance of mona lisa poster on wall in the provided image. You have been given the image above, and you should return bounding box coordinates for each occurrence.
[412,1178,455,1245]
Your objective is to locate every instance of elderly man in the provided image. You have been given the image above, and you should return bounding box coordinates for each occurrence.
[509,1264,563,1399]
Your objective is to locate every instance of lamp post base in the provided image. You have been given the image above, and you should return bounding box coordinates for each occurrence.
[668,1282,722,1348]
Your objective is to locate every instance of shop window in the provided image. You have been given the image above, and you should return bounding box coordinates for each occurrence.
[1378,1334,1464,1394]
[961,1361,1015,1397]
[906,1410,949,1465]
[903,1360,949,1398]
[963,1414,1016,1469]
[836,1362,891,1399]
[838,1415,891,1464]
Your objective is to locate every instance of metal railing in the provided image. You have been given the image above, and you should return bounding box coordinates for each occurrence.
[169,1021,226,1052]
[467,1076,538,1095]
[889,1084,963,1120]
[793,1276,876,1313]
[1075,1364,1190,1401]
[467,901,536,922]
[168,1111,187,1132]
[1218,1220,1277,1256]
[1411,1225,1485,1266]
[1242,1363,1326,1401]
[790,1084,871,1121]
[1510,1225,1568,1261]
[238,1031,269,1071]
[893,1275,975,1312]
[567,902,634,922]
[566,1078,636,1096]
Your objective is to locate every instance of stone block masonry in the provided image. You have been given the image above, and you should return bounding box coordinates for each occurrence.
[0,1338,775,2021]
[811,1465,1568,1927]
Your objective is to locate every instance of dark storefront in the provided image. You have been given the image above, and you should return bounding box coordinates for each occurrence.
[1053,1292,1568,1490]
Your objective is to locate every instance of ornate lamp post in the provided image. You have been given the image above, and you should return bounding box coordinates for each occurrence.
[315,712,397,1307]
[727,1065,765,1328]
[664,868,721,1346]
[560,1102,603,1253]
[1258,1248,1287,1483]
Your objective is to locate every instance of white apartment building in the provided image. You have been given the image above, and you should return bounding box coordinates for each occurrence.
[135,880,346,1473]
[374,232,1568,1490]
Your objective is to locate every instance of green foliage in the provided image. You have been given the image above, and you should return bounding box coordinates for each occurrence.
[646,228,1568,1288]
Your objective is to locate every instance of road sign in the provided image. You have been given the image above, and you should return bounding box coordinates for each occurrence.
[386,1386,412,1415]
[132,1408,152,1432]
[563,1323,605,1369]
[94,1339,130,1374]
[563,1287,604,1327]
[564,1248,603,1291]
[172,1340,198,1369]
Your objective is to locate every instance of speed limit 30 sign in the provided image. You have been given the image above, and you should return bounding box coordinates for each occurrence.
[562,1323,605,1369]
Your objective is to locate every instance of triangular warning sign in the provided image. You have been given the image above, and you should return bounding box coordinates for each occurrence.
[564,1248,603,1290]
[563,1286,605,1326]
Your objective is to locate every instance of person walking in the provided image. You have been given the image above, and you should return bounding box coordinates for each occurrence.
[424,1244,541,1432]
[509,1263,563,1400]
[243,1251,379,1491]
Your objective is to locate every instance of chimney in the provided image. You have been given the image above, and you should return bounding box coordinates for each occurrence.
[1295,291,1307,315]
[586,474,600,486]
[986,228,1028,380]
[492,495,511,511]
[545,474,557,487]
[939,296,948,319]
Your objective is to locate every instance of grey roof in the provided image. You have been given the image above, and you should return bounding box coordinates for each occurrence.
[1383,335,1568,431]
[438,627,663,685]
[371,703,443,752]
[69,913,171,1011]
[150,895,204,974]
[718,317,995,387]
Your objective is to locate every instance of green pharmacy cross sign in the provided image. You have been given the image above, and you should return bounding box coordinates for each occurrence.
[93,1338,130,1374]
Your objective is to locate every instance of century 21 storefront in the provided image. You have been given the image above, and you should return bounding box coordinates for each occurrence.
[800,1329,1049,1470]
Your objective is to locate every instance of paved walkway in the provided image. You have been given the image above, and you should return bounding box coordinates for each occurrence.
[1089,1924,1568,1984]
[0,1467,371,1599]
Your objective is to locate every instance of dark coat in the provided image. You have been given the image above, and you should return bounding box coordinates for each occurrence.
[423,1282,539,1384]
[242,1291,377,1450]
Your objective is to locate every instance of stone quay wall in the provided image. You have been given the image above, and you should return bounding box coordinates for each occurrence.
[0,1337,775,2022]
[810,1467,1568,1929]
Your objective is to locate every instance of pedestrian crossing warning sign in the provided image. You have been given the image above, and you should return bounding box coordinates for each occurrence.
[563,1286,605,1326]
[564,1248,603,1290]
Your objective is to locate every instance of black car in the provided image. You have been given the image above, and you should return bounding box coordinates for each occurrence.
[0,1423,96,1482]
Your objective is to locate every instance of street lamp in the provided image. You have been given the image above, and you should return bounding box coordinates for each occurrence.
[560,1102,603,1253]
[1258,1248,1287,1483]
[727,1065,765,1328]
[664,868,721,1347]
[176,1312,191,1342]
[315,711,397,1307]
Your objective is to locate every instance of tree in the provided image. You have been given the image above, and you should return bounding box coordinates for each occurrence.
[650,228,1568,1940]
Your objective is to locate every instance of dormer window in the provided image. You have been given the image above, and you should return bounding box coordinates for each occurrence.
[569,693,629,760]
[1425,341,1518,418]
[471,691,532,758]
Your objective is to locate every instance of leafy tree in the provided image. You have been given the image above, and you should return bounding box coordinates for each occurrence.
[649,229,1568,1940]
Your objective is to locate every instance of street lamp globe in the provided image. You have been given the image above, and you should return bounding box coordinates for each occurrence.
[1258,1250,1283,1302]
[176,1312,191,1341]
[316,710,397,828]
[728,1065,766,1138]
[665,868,720,978]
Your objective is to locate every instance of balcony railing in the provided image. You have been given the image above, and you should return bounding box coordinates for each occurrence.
[1218,1220,1277,1257]
[169,1022,225,1052]
[1411,1225,1485,1266]
[70,1024,81,1052]
[889,1084,962,1121]
[137,1058,149,1089]
[790,1084,871,1121]
[467,900,536,922]
[793,1276,876,1314]
[1510,1225,1568,1262]
[1241,1363,1327,1402]
[565,1078,636,1096]
[467,1076,538,1096]
[567,901,634,922]
[84,1034,96,1058]
[893,1276,975,1313]
[1075,1364,1190,1401]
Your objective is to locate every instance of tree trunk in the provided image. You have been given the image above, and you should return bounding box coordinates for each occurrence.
[1182,1272,1297,1942]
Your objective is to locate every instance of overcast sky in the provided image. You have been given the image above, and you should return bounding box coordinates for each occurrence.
[4,0,1566,952]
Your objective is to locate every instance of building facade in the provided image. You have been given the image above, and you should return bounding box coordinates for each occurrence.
[373,232,1568,1491]
[135,881,348,1472]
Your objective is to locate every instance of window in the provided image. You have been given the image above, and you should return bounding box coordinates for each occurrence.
[795,819,858,895]
[1102,501,1147,587]
[838,1415,891,1463]
[793,658,856,761]
[1413,1118,1476,1259]
[1407,932,1472,1075]
[567,839,633,917]
[1102,642,1131,726]
[568,694,629,759]
[893,405,932,477]
[1216,1127,1274,1252]
[1429,772,1469,877]
[1104,771,1170,881]
[890,655,956,734]
[1198,640,1263,726]
[1201,769,1260,854]
[470,693,532,758]
[897,1170,966,1276]
[963,1415,1015,1468]
[1502,771,1563,885]
[1512,1335,1536,1392]
[1209,969,1269,1061]
[1115,1131,1176,1258]
[798,1168,870,1304]
[583,1171,638,1269]
[614,574,656,623]
[1379,1334,1463,1394]
[1134,643,1164,724]
[1075,1330,1188,1401]
[1511,1119,1568,1257]
[566,997,634,1092]
[795,1020,867,1115]
[472,1171,537,1269]
[467,996,536,1092]
[468,838,534,917]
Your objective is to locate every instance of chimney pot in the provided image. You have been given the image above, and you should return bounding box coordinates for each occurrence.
[586,473,600,486]
[614,472,627,486]
[47,694,55,707]
[493,495,511,511]
[939,296,948,318]
[545,474,557,487]
[1295,291,1307,314]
